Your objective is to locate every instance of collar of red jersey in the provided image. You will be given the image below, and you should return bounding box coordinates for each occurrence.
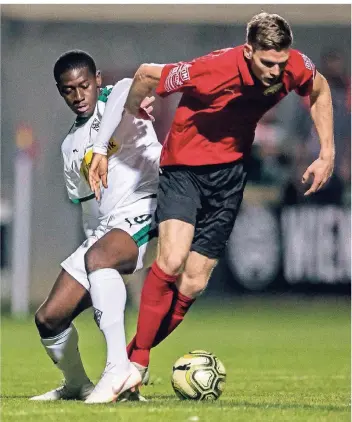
[237,46,255,86]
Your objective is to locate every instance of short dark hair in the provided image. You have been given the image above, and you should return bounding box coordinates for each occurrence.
[53,50,96,83]
[246,12,293,51]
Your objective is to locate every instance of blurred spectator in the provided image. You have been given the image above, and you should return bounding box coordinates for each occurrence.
[293,48,351,185]
[249,108,291,185]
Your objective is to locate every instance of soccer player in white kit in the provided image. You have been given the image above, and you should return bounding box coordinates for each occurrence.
[30,50,161,403]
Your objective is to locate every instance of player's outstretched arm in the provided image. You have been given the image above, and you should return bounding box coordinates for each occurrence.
[302,71,335,196]
[88,153,108,201]
[90,79,133,201]
[125,64,164,119]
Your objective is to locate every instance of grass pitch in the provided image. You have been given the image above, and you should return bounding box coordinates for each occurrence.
[1,295,350,421]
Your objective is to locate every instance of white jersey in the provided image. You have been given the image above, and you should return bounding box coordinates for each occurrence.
[61,78,162,236]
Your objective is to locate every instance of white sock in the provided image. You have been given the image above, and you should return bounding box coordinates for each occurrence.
[41,324,90,387]
[88,268,129,375]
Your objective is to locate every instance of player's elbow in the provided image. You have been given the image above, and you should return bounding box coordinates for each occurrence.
[134,63,163,88]
[135,63,149,77]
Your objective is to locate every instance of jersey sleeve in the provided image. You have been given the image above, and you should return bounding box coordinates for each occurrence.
[292,51,317,97]
[93,78,133,155]
[155,56,211,97]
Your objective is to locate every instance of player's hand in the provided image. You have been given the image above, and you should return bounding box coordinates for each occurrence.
[88,153,108,201]
[136,96,155,122]
[301,155,334,196]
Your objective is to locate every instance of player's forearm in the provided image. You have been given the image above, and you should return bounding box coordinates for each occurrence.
[309,76,335,161]
[125,64,163,115]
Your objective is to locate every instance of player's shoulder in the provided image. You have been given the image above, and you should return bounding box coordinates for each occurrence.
[286,49,316,77]
[98,79,133,104]
[98,85,114,103]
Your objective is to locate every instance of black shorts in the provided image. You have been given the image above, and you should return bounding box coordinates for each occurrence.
[156,160,248,259]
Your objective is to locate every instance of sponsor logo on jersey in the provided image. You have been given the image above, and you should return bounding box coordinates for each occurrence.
[165,63,191,92]
[263,82,283,96]
[80,139,120,182]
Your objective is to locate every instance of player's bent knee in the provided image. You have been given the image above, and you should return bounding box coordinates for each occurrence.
[178,271,209,297]
[157,254,186,276]
[188,280,208,297]
[84,247,102,274]
[34,307,68,338]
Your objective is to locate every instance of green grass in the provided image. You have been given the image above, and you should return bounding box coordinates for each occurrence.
[1,295,350,421]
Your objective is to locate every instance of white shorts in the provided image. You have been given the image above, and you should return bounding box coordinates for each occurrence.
[61,196,157,291]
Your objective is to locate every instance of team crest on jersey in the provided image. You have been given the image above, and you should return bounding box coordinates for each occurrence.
[263,82,283,96]
[165,63,191,92]
[80,139,120,182]
[91,118,100,132]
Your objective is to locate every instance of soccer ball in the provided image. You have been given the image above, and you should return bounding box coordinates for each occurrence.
[171,350,226,401]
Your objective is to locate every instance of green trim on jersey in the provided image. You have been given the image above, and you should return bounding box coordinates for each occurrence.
[132,224,158,248]
[74,116,91,127]
[98,86,113,103]
[71,193,95,204]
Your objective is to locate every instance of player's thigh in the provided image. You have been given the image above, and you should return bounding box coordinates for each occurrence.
[61,235,97,292]
[192,161,247,259]
[156,166,201,228]
[157,219,195,265]
[85,228,139,274]
[86,195,158,274]
[192,205,242,260]
[39,269,91,321]
[156,166,201,268]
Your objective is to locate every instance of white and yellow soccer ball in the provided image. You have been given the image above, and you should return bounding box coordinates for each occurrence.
[171,350,226,401]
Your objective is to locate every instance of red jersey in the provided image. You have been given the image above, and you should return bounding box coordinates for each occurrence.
[155,45,316,166]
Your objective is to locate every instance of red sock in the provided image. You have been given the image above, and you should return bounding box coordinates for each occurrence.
[153,290,195,347]
[129,261,177,367]
[126,336,136,359]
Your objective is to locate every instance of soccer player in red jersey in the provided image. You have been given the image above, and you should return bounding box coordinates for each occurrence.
[90,12,335,379]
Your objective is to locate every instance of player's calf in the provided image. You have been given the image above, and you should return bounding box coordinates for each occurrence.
[30,324,93,401]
